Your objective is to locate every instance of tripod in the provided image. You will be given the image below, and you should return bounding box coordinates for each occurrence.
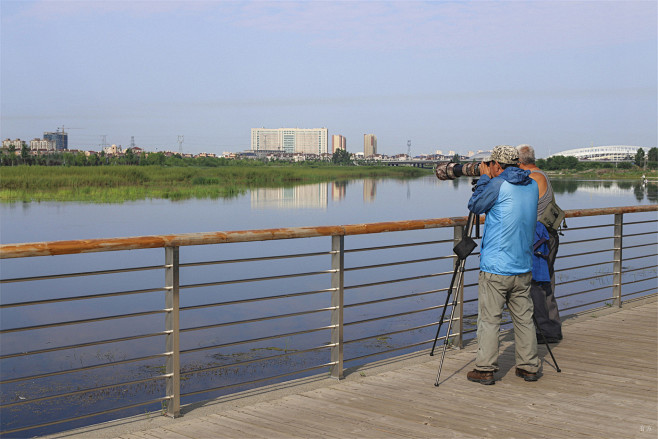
[431,211,561,387]
[430,211,478,387]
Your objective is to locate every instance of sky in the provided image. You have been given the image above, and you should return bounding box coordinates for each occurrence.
[1,0,656,158]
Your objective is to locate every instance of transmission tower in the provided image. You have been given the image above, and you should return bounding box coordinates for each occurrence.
[130,136,135,149]
[407,139,412,200]
[177,135,184,153]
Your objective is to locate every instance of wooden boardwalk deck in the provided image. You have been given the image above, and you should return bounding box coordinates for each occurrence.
[47,298,657,439]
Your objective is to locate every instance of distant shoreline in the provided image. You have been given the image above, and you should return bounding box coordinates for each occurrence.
[1,164,654,203]
[546,169,657,180]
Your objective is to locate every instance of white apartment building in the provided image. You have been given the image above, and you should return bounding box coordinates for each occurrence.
[251,128,328,154]
[3,138,25,149]
[103,144,122,155]
[29,138,55,151]
[364,134,377,157]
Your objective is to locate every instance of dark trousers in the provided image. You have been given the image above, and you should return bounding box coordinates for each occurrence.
[530,229,562,340]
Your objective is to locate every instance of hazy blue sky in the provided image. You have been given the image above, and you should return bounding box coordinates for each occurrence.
[1,0,656,157]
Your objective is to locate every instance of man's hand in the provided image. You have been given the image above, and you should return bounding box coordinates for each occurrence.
[480,161,493,178]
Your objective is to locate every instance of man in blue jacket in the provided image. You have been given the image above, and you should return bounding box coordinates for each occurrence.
[466,145,540,385]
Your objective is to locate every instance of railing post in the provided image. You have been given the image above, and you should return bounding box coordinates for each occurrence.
[165,246,181,417]
[613,213,623,308]
[330,235,344,379]
[453,224,464,349]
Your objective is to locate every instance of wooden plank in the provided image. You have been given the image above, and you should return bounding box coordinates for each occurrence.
[304,384,558,438]
[251,399,359,438]
[203,414,287,438]
[294,391,427,438]
[263,395,404,439]
[142,428,202,439]
[165,418,251,439]
[122,431,191,439]
[225,405,333,439]
[339,377,607,438]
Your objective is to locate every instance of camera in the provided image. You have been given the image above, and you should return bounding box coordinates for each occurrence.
[434,161,482,181]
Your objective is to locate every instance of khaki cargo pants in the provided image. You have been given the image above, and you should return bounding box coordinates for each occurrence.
[475,271,539,373]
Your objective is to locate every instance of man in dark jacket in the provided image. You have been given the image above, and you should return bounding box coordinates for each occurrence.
[466,145,540,385]
[518,144,563,343]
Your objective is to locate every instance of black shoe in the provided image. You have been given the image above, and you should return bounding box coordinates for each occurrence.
[515,367,539,382]
[537,334,561,343]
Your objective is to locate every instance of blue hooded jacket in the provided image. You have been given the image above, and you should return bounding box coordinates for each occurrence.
[468,167,538,276]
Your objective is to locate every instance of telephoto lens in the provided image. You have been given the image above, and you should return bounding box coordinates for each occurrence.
[434,162,481,180]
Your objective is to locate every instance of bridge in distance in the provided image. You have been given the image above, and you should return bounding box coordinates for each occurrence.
[378,159,439,168]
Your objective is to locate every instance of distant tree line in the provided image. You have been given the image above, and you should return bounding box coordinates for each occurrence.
[536,147,657,171]
[0,146,369,168]
[3,145,657,170]
[0,148,340,167]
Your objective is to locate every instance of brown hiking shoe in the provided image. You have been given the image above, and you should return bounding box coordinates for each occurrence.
[467,369,495,385]
[515,367,539,382]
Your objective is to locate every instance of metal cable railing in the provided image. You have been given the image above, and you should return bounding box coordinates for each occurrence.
[0,205,656,437]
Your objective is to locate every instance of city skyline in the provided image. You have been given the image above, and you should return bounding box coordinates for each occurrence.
[1,1,656,158]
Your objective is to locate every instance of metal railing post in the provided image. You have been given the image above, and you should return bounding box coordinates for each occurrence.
[453,224,464,349]
[330,235,344,379]
[165,246,181,417]
[613,213,623,308]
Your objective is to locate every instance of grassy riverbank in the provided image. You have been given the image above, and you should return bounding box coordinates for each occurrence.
[0,165,431,202]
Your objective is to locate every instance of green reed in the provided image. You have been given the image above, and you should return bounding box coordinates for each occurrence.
[0,165,429,202]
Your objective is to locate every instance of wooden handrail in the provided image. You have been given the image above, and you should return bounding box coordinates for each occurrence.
[1,205,656,259]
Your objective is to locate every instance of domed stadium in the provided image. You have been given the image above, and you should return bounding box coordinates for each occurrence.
[547,145,643,161]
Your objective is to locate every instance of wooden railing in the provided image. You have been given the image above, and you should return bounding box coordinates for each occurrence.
[0,205,656,436]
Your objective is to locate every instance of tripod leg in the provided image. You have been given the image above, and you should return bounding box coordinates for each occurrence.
[434,259,466,387]
[434,286,460,386]
[533,315,561,373]
[430,268,459,356]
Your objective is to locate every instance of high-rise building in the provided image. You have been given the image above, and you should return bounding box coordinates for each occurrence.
[251,128,328,154]
[43,131,68,150]
[332,134,346,153]
[364,134,377,157]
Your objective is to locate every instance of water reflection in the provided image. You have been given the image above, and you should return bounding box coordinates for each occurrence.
[247,178,657,211]
[363,179,377,203]
[249,180,382,209]
[251,184,329,209]
[552,179,657,202]
[332,181,347,201]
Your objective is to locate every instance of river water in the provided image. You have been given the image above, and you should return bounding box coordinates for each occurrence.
[1,175,656,244]
[0,175,656,437]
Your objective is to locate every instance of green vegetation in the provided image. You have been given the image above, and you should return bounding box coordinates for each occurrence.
[0,164,430,203]
[3,148,656,202]
[536,147,658,175]
[331,148,353,165]
[539,160,657,179]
